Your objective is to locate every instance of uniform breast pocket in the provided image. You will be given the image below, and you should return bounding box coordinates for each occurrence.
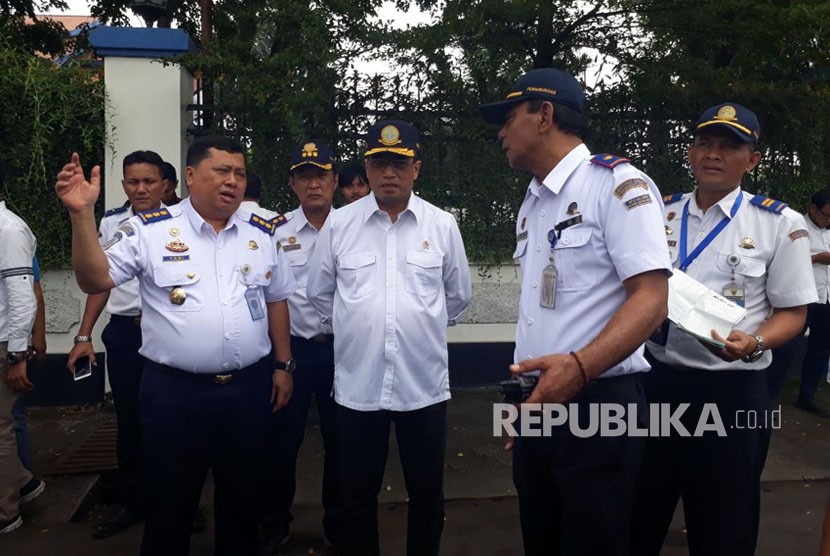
[151,264,204,312]
[286,252,309,286]
[338,251,377,300]
[513,240,528,261]
[554,229,597,291]
[405,251,444,297]
[716,253,767,281]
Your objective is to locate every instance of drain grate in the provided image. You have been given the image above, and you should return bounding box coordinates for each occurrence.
[51,420,119,475]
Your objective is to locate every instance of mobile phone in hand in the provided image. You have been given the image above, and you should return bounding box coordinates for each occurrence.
[74,356,92,381]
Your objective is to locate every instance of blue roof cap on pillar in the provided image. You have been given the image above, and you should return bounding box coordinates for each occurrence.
[89,26,195,58]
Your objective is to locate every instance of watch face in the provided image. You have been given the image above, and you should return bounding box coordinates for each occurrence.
[6,352,21,364]
[285,359,296,373]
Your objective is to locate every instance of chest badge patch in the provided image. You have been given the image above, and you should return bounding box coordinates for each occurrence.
[740,237,755,249]
[249,240,259,250]
[165,239,189,253]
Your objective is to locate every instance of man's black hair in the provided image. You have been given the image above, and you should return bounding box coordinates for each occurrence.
[161,161,178,182]
[186,136,245,167]
[245,170,262,200]
[338,164,368,188]
[812,187,830,209]
[527,99,589,140]
[122,150,165,177]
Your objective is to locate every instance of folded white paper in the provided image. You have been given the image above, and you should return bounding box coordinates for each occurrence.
[668,270,748,348]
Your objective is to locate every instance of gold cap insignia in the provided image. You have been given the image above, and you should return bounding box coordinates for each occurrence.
[249,240,259,250]
[740,237,755,249]
[379,125,401,146]
[302,143,318,158]
[716,105,737,121]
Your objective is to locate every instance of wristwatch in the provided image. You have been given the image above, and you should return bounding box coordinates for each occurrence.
[742,335,766,363]
[274,359,296,373]
[73,335,92,344]
[6,351,26,364]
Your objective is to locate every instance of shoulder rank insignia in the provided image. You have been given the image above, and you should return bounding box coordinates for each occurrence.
[248,213,286,236]
[104,205,129,218]
[271,214,289,229]
[662,193,684,205]
[137,208,172,224]
[749,195,787,214]
[590,154,630,169]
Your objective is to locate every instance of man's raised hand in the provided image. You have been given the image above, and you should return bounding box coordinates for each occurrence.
[55,152,100,213]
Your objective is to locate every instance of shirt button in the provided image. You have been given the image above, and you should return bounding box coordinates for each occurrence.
[693,259,699,265]
[223,301,228,306]
[540,210,546,217]
[527,318,534,325]
[532,281,538,288]
[536,244,542,251]
[224,334,231,340]
[698,232,705,238]
[562,238,571,245]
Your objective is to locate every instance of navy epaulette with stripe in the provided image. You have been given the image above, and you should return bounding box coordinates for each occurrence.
[662,193,684,205]
[137,208,172,224]
[104,205,129,217]
[749,195,787,214]
[248,213,282,235]
[590,154,630,169]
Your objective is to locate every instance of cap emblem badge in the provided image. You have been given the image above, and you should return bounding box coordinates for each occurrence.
[379,125,401,146]
[716,105,737,121]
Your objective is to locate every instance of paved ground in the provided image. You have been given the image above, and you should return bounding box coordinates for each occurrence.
[2,380,829,555]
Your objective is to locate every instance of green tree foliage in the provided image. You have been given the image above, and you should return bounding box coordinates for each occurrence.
[1,0,70,55]
[0,38,106,267]
[82,0,830,262]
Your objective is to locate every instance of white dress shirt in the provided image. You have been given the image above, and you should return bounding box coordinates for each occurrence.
[647,187,817,370]
[804,213,830,303]
[274,206,335,339]
[98,205,142,316]
[513,144,672,378]
[239,200,278,220]
[307,193,472,411]
[104,198,297,373]
[0,201,37,353]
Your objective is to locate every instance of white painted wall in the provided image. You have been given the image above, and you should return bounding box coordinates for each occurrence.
[102,56,192,205]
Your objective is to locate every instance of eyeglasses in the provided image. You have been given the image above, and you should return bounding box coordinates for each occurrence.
[366,158,413,171]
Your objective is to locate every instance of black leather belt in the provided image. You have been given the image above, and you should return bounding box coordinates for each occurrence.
[112,314,142,326]
[146,357,267,385]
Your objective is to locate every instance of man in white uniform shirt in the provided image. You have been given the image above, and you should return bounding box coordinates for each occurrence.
[66,149,167,539]
[260,141,342,553]
[0,196,38,535]
[478,68,671,556]
[55,136,297,556]
[794,187,830,416]
[240,171,278,220]
[631,103,817,556]
[307,120,472,556]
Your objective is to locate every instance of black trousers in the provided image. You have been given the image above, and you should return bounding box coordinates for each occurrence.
[630,356,768,556]
[337,401,447,556]
[512,373,646,556]
[101,314,145,512]
[262,335,341,539]
[138,357,272,556]
[799,302,830,405]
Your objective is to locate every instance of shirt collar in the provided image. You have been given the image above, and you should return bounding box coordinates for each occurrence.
[688,186,742,219]
[529,143,591,197]
[363,192,420,224]
[182,198,238,233]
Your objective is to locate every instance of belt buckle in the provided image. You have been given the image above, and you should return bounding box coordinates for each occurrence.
[214,374,233,384]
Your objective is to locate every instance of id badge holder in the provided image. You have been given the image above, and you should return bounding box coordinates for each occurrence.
[540,229,558,309]
[245,287,266,320]
[722,281,745,307]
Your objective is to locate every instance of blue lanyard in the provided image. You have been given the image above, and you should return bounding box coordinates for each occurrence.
[679,192,743,271]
